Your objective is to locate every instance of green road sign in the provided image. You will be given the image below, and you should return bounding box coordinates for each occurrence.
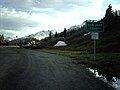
[86,21,104,32]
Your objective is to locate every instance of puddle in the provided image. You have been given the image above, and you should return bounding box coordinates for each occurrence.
[87,68,120,90]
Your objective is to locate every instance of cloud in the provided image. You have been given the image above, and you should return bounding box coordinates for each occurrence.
[1,0,36,11]
[0,7,38,30]
[0,29,22,39]
[0,0,103,12]
[103,0,120,10]
[0,0,120,39]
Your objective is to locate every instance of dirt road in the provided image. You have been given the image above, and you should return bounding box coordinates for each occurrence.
[0,46,114,90]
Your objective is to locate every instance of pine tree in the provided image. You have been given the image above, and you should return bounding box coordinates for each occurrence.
[115,10,118,16]
[105,4,113,17]
[0,34,5,45]
[101,4,120,32]
[103,4,115,27]
[63,28,67,37]
[55,31,58,38]
[49,31,52,39]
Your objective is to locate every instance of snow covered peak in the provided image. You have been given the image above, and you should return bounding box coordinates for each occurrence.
[68,25,81,31]
[27,30,56,40]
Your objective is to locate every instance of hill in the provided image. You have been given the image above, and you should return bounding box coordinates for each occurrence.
[41,5,120,53]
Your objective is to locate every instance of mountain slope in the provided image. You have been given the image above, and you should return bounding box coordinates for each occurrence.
[27,30,56,40]
[8,30,56,45]
[41,6,120,53]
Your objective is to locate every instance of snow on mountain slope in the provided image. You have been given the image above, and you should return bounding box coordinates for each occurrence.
[68,25,81,31]
[27,30,56,40]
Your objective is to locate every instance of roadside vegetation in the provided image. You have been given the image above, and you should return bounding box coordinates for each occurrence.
[42,49,120,79]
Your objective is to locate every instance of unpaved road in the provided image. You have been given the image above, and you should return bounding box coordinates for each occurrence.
[0,46,114,90]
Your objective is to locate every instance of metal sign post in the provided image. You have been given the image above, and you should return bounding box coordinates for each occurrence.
[84,20,104,61]
[91,32,99,61]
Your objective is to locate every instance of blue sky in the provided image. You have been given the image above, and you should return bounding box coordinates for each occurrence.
[0,0,120,39]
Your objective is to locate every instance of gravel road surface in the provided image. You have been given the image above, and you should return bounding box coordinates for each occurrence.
[0,46,114,90]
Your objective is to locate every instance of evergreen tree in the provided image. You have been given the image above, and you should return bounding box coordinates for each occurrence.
[105,4,113,17]
[0,34,5,45]
[101,4,120,32]
[102,4,115,30]
[49,31,52,39]
[115,10,118,16]
[104,4,115,22]
[63,28,67,37]
[55,31,58,38]
[59,28,67,37]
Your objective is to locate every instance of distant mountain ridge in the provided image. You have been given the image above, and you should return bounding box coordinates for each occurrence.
[27,30,55,40]
[8,25,82,45]
[8,30,56,45]
[68,25,81,31]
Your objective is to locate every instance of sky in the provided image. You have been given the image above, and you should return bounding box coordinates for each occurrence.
[0,0,120,40]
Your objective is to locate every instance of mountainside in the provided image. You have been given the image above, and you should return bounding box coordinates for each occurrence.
[9,5,120,53]
[68,25,81,31]
[41,6,120,53]
[27,30,56,40]
[8,30,56,45]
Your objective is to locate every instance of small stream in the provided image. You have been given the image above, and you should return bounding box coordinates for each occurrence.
[87,68,120,90]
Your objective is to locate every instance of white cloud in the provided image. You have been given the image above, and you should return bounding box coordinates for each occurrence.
[2,0,36,9]
[0,0,120,39]
[112,5,120,10]
[0,7,38,30]
[0,29,22,39]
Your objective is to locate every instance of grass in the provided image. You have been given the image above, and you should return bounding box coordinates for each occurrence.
[42,49,88,57]
[42,49,120,79]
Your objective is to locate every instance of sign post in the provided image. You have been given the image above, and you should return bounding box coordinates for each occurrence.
[85,20,104,61]
[91,32,99,61]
